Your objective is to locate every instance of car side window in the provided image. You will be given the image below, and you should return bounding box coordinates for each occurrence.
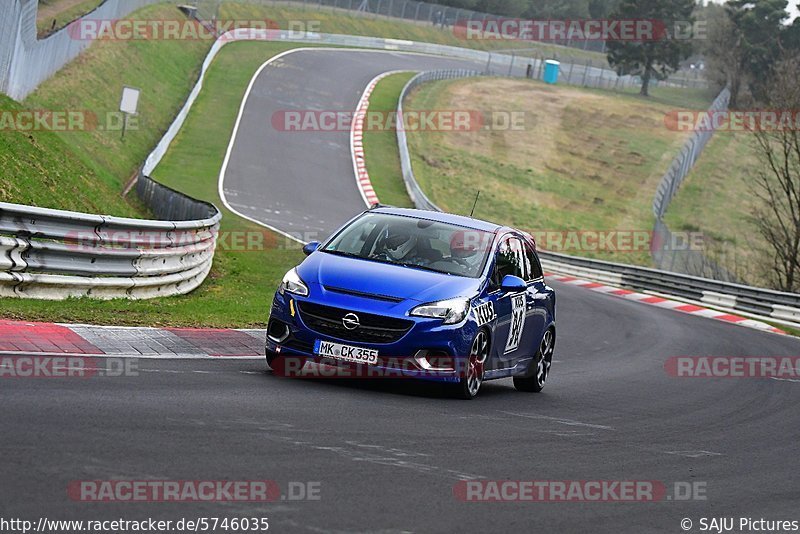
[491,237,525,289]
[525,242,543,280]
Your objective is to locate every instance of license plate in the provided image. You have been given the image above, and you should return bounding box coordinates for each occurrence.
[314,340,378,365]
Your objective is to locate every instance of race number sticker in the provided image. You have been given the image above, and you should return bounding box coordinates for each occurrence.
[474,302,497,326]
[504,294,526,353]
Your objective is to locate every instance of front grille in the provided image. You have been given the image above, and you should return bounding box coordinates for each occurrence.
[297,302,413,344]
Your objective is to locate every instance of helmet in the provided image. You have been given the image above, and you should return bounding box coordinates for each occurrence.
[450,230,481,259]
[384,230,417,260]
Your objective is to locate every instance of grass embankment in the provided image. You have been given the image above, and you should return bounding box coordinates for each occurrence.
[399,77,694,266]
[364,76,798,332]
[27,3,213,201]
[663,133,767,285]
[1,40,305,326]
[0,94,140,216]
[5,2,213,215]
[604,85,715,111]
[1,1,310,326]
[36,0,104,37]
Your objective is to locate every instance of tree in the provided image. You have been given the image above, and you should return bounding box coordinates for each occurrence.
[588,0,621,19]
[605,0,695,96]
[748,53,800,292]
[703,2,747,106]
[474,0,529,18]
[523,0,590,19]
[726,0,790,104]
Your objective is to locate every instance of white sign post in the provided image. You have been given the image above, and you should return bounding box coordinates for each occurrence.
[119,86,140,141]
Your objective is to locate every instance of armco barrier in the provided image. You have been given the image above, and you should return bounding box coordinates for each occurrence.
[539,251,800,328]
[397,69,482,211]
[395,70,800,329]
[0,178,220,300]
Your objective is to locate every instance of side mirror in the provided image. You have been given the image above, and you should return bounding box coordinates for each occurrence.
[302,241,321,256]
[500,274,527,292]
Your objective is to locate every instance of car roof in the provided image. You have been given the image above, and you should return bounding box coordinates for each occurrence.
[370,206,505,233]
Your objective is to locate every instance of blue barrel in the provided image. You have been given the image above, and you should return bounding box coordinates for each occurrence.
[543,60,560,84]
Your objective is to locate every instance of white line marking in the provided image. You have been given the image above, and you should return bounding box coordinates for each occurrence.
[217,49,444,245]
[770,377,800,383]
[501,411,615,430]
[663,450,723,458]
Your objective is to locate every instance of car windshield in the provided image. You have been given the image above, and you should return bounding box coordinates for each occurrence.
[322,212,494,278]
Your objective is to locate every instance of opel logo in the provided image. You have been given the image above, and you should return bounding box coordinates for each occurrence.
[342,313,360,330]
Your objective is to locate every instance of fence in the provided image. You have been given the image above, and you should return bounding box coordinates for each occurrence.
[195,0,707,88]
[0,0,163,100]
[652,88,730,219]
[195,0,613,53]
[650,87,732,280]
[393,70,800,326]
[1,0,707,102]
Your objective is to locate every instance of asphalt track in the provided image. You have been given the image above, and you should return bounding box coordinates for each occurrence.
[220,49,502,242]
[2,49,800,533]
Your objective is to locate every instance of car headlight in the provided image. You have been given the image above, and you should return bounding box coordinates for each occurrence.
[279,268,309,297]
[410,297,470,325]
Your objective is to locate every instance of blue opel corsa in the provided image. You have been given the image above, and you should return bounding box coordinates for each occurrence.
[266,207,556,399]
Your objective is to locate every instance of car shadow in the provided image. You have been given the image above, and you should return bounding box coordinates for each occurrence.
[259,367,516,400]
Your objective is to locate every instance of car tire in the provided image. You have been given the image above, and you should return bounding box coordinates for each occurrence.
[455,329,490,400]
[513,327,555,393]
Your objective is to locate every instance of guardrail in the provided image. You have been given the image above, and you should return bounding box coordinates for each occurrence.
[538,251,800,326]
[0,177,220,300]
[395,70,800,329]
[397,69,482,211]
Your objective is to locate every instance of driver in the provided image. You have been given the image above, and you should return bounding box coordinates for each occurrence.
[373,225,428,267]
[449,230,483,271]
[386,230,417,260]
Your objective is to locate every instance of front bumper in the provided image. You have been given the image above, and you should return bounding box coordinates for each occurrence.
[266,290,478,383]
